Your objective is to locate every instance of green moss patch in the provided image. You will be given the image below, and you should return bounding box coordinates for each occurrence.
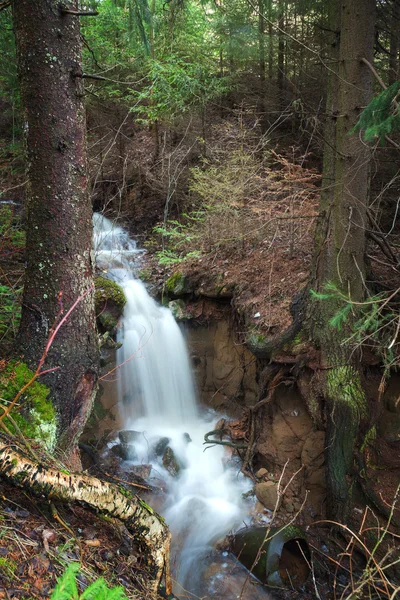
[0,361,57,451]
[94,276,126,314]
[166,272,187,295]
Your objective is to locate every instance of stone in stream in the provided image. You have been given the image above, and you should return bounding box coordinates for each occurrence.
[183,432,192,443]
[162,446,181,477]
[111,443,138,461]
[153,436,171,457]
[118,430,142,444]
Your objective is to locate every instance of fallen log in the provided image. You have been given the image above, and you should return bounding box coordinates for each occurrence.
[0,439,171,595]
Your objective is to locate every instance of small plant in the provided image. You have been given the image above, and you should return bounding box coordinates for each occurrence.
[50,563,128,600]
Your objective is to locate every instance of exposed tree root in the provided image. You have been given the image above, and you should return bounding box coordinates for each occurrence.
[0,440,171,595]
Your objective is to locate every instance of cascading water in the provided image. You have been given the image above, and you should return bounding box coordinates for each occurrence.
[93,214,266,598]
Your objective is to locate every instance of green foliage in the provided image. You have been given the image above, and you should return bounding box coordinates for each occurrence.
[311,283,399,368]
[50,563,128,600]
[0,361,57,451]
[0,206,24,344]
[0,283,22,342]
[129,57,229,125]
[352,81,400,144]
[153,219,202,265]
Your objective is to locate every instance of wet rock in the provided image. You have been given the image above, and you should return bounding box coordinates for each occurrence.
[183,432,192,443]
[111,443,138,461]
[162,446,181,477]
[254,481,280,511]
[154,436,171,456]
[119,430,142,444]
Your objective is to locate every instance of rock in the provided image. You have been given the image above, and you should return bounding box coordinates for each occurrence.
[119,430,142,444]
[166,272,191,296]
[255,468,268,479]
[162,446,181,477]
[168,299,191,321]
[154,436,171,456]
[284,502,295,514]
[183,432,192,443]
[301,431,325,468]
[111,443,137,461]
[254,481,281,511]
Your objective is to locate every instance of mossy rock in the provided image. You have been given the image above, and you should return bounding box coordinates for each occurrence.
[165,272,191,296]
[162,446,181,477]
[95,276,126,313]
[95,276,126,333]
[0,361,57,451]
[168,300,191,321]
[98,311,118,332]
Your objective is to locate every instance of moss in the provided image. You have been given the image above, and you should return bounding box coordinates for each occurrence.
[327,366,366,416]
[98,310,117,331]
[94,276,126,314]
[138,268,152,282]
[0,361,57,451]
[165,271,187,295]
[0,557,17,578]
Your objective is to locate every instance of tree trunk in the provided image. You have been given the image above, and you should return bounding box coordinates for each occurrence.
[12,0,99,459]
[310,0,376,522]
[277,0,285,110]
[389,0,400,85]
[0,439,171,594]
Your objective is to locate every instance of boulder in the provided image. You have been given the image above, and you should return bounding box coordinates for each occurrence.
[254,481,281,511]
[111,443,138,461]
[162,446,181,477]
[153,437,171,457]
[119,430,142,444]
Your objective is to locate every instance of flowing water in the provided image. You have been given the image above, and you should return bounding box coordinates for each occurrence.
[93,214,271,599]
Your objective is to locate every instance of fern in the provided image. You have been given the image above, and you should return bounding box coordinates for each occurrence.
[51,564,128,600]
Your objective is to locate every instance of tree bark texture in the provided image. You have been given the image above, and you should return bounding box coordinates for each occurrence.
[0,439,171,594]
[12,0,99,455]
[310,0,376,521]
[389,0,400,85]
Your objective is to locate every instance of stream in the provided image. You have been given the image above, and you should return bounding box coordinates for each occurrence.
[93,214,274,599]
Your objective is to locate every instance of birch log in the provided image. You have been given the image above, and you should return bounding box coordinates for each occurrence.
[0,440,171,595]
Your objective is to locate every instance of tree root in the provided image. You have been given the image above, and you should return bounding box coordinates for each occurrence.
[0,440,171,595]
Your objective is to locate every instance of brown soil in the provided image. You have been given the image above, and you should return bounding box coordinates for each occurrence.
[0,479,162,600]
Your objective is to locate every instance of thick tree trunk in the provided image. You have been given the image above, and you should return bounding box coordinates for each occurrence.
[310,0,376,521]
[0,439,171,594]
[12,0,99,458]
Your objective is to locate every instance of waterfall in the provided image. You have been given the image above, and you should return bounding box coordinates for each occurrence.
[93,213,253,598]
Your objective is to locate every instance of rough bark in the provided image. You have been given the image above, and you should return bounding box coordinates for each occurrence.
[0,439,171,594]
[389,0,400,85]
[12,0,99,457]
[310,0,376,521]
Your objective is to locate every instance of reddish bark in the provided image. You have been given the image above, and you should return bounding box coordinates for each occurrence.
[12,0,99,455]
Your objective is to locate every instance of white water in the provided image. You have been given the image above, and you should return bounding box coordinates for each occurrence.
[93,213,252,597]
